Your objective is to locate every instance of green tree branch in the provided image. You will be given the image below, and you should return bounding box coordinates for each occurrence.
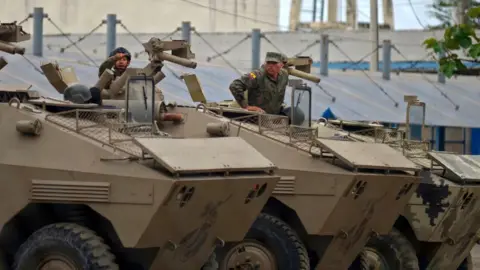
[424,6,480,78]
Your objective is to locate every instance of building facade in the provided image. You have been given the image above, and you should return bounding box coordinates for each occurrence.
[2,0,280,34]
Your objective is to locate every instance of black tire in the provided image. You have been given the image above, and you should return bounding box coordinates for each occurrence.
[13,223,118,270]
[202,252,219,270]
[457,254,473,270]
[353,228,419,270]
[216,213,309,270]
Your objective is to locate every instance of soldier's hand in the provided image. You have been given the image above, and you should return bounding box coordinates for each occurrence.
[246,106,265,113]
[115,53,126,60]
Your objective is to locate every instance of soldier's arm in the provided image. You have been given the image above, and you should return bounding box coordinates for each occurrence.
[98,56,117,78]
[229,71,259,108]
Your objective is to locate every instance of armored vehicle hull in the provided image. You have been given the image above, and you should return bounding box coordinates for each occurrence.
[159,105,420,269]
[316,118,480,270]
[0,100,280,269]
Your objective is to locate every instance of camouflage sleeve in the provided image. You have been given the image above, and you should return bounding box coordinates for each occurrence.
[97,56,116,78]
[228,71,259,108]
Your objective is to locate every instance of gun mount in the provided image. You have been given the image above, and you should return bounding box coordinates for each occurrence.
[0,21,30,55]
[283,56,321,84]
[142,37,197,69]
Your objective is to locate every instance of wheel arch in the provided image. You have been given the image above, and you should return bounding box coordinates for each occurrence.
[0,203,135,267]
[393,215,421,252]
[262,197,309,243]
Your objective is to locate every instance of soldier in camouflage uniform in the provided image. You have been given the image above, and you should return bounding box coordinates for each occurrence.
[98,47,132,88]
[229,52,289,114]
[229,52,305,125]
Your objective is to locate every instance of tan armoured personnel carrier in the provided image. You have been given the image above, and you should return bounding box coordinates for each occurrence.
[156,64,424,270]
[0,24,282,270]
[310,96,479,269]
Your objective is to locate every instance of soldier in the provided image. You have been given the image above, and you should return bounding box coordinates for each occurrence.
[98,47,132,79]
[229,52,305,125]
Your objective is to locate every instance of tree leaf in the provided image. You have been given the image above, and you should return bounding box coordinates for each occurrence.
[423,38,438,49]
[467,6,480,18]
[468,43,480,58]
[459,36,473,48]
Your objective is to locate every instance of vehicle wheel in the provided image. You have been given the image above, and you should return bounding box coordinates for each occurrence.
[457,254,473,270]
[354,228,419,270]
[202,252,219,270]
[216,213,309,270]
[13,223,118,270]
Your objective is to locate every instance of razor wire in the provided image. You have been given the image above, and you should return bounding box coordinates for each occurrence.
[133,28,180,58]
[293,39,320,57]
[46,17,99,67]
[206,34,250,62]
[392,46,460,111]
[58,21,105,53]
[193,29,243,75]
[341,46,380,70]
[314,84,336,102]
[330,40,399,108]
[261,35,286,56]
[21,55,44,74]
[118,22,182,80]
[17,15,32,25]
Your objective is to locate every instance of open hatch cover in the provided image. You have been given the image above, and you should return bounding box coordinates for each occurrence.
[133,137,276,175]
[428,151,480,183]
[315,138,420,173]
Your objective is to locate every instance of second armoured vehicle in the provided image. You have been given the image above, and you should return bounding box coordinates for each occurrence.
[152,64,423,269]
[311,96,480,270]
[0,22,281,270]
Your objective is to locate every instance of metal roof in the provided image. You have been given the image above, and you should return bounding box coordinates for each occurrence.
[1,50,480,128]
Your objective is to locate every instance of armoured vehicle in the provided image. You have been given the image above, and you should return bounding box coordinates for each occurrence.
[309,96,479,269]
[151,64,423,269]
[38,43,422,268]
[0,22,281,270]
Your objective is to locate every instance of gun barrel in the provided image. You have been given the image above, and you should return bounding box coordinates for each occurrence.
[0,41,25,55]
[287,68,321,83]
[153,51,197,69]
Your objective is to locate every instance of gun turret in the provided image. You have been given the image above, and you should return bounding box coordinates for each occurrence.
[0,21,30,55]
[283,56,321,84]
[142,38,197,69]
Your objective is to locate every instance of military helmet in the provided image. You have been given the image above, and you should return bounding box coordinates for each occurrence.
[63,83,92,104]
[109,47,132,61]
[265,52,283,63]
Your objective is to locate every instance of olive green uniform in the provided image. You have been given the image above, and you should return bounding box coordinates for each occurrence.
[98,56,125,78]
[229,52,289,115]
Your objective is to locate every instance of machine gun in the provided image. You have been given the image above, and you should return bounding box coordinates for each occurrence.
[106,37,197,98]
[0,21,31,71]
[0,21,30,55]
[283,56,321,84]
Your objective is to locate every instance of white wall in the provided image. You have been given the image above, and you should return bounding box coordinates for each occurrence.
[1,0,280,34]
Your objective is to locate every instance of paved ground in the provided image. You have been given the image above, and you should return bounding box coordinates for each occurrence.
[473,245,480,269]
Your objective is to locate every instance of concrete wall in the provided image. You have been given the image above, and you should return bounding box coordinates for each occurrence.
[1,0,280,34]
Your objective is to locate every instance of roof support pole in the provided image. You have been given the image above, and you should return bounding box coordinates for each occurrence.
[106,14,117,57]
[320,34,329,76]
[181,21,191,44]
[33,7,44,57]
[251,28,261,70]
[382,40,391,80]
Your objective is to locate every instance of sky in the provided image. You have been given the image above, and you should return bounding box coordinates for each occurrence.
[278,0,442,30]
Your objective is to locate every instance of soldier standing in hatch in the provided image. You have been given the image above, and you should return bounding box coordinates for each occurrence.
[229,52,289,115]
[98,47,132,81]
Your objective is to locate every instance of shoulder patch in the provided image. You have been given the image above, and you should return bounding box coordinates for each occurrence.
[249,72,257,79]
